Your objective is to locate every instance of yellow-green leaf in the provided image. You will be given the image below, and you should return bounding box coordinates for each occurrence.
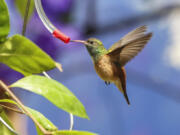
[27,107,58,131]
[11,75,89,119]
[35,125,44,135]
[0,35,56,76]
[0,99,17,105]
[0,0,10,42]
[53,130,97,135]
[0,111,16,135]
[0,99,58,131]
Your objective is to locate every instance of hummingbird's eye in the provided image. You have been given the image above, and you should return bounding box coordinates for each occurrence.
[88,41,94,44]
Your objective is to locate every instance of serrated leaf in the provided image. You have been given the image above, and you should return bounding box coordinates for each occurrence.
[53,130,97,135]
[0,34,56,76]
[11,75,89,119]
[0,0,10,42]
[0,99,58,131]
[15,0,34,20]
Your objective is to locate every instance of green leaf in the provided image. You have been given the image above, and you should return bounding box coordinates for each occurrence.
[0,111,13,129]
[0,99,17,105]
[27,107,58,131]
[0,99,58,131]
[0,35,56,76]
[0,0,10,42]
[35,125,44,135]
[0,111,16,135]
[11,75,89,119]
[15,0,34,19]
[53,130,97,135]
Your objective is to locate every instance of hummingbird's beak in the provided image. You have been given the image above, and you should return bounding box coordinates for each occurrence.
[70,40,88,45]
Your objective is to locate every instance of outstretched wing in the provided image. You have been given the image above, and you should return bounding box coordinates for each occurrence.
[108,26,152,66]
[108,25,147,51]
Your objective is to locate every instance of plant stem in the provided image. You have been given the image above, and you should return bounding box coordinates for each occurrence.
[22,0,31,36]
[20,1,53,134]
[0,81,52,135]
[20,0,55,134]
[0,104,24,114]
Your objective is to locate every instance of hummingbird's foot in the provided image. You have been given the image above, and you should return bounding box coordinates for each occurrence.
[105,81,111,85]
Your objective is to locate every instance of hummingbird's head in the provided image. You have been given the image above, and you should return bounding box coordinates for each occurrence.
[86,38,103,47]
[71,38,106,61]
[84,38,106,57]
[70,38,103,46]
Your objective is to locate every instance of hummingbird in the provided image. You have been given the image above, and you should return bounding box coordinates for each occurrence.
[72,26,152,105]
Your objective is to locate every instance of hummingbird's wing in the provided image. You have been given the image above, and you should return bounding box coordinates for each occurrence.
[107,26,152,66]
[108,25,147,51]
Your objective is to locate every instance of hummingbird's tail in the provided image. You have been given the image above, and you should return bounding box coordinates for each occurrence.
[114,67,130,105]
[123,88,130,105]
[115,80,130,105]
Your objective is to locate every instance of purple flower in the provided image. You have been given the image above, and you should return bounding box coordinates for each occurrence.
[42,0,74,19]
[0,64,22,84]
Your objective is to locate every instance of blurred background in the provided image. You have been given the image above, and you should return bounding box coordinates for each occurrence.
[2,0,180,135]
